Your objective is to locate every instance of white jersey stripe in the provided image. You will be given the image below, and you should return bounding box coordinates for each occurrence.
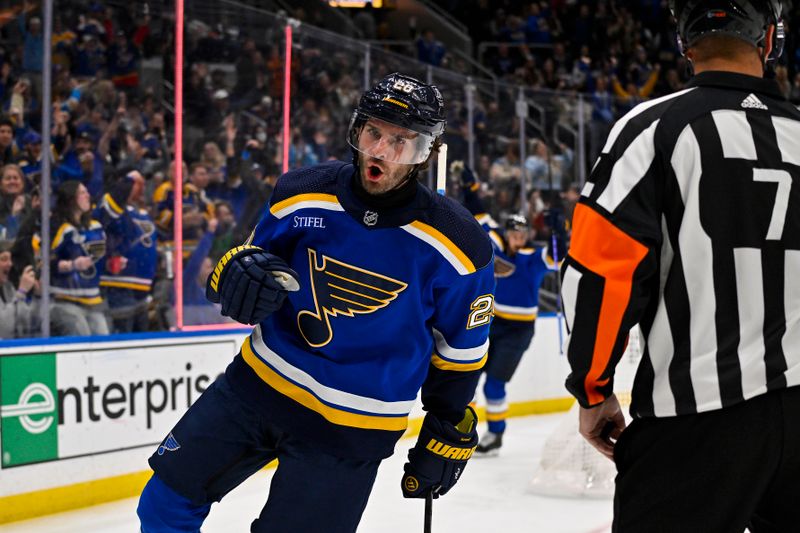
[432,329,489,362]
[772,116,800,166]
[597,120,659,213]
[561,265,582,333]
[601,88,695,154]
[272,200,344,219]
[648,215,677,417]
[251,326,416,415]
[672,125,722,412]
[712,110,757,160]
[485,399,509,413]
[401,224,470,275]
[782,251,800,386]
[734,248,768,399]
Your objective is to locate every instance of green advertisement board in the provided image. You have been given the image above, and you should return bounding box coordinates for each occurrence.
[0,354,58,467]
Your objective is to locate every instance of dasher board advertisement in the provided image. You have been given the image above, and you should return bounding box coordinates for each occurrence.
[0,338,236,468]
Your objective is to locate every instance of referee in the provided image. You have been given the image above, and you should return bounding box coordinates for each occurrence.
[561,1,800,531]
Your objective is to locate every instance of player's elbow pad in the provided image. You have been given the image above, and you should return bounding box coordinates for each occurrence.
[401,406,478,499]
[206,245,299,325]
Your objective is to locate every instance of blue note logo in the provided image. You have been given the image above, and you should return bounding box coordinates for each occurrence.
[157,433,181,455]
[297,249,407,348]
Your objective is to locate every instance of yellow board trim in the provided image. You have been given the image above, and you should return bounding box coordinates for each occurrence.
[242,338,409,431]
[493,310,537,322]
[270,193,339,216]
[430,352,487,372]
[409,220,476,273]
[0,470,152,524]
[0,398,573,525]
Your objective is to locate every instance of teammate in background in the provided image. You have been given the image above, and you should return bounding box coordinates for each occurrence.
[458,164,559,455]
[561,1,800,530]
[138,73,495,533]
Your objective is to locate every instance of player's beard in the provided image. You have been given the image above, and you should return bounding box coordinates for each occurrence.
[358,153,414,195]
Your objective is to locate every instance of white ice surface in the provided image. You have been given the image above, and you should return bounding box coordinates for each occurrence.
[0,413,613,533]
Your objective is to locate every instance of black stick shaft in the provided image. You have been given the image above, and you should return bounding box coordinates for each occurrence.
[424,493,433,533]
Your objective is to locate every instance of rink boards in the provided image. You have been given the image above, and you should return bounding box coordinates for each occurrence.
[0,317,581,524]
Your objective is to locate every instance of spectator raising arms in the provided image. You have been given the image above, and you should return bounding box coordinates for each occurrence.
[95,171,157,333]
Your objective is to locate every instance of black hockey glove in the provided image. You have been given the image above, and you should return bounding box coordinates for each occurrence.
[401,406,478,499]
[206,245,299,325]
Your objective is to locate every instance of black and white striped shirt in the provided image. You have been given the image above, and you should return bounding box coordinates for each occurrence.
[562,71,800,418]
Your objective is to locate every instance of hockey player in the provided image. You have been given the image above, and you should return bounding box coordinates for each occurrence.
[562,1,800,530]
[138,73,495,533]
[458,166,559,455]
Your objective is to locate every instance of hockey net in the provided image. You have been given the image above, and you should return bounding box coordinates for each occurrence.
[528,326,643,499]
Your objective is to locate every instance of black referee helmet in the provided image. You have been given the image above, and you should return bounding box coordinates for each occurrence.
[669,0,784,60]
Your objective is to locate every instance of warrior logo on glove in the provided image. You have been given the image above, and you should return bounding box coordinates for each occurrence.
[206,245,300,325]
[402,406,479,499]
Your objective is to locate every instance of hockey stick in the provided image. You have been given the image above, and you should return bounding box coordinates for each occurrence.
[550,228,564,355]
[436,143,448,196]
[424,492,433,533]
[419,144,447,533]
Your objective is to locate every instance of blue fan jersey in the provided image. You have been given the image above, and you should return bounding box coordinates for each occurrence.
[476,213,557,322]
[94,193,158,293]
[50,220,106,306]
[225,161,495,460]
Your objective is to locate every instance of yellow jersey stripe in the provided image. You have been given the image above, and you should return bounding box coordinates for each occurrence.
[493,310,537,321]
[153,182,172,203]
[104,194,124,215]
[404,221,476,275]
[51,223,73,250]
[55,295,103,306]
[488,230,504,252]
[241,338,409,431]
[431,352,487,372]
[270,193,342,218]
[99,281,152,291]
[485,410,509,422]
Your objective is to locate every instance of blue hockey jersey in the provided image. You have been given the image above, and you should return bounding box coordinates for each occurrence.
[225,161,495,460]
[476,213,557,322]
[50,220,106,306]
[94,193,158,293]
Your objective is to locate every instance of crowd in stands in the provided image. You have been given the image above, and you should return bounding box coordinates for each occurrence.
[0,1,794,339]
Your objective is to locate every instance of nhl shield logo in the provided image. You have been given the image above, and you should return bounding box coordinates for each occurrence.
[363,211,379,226]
